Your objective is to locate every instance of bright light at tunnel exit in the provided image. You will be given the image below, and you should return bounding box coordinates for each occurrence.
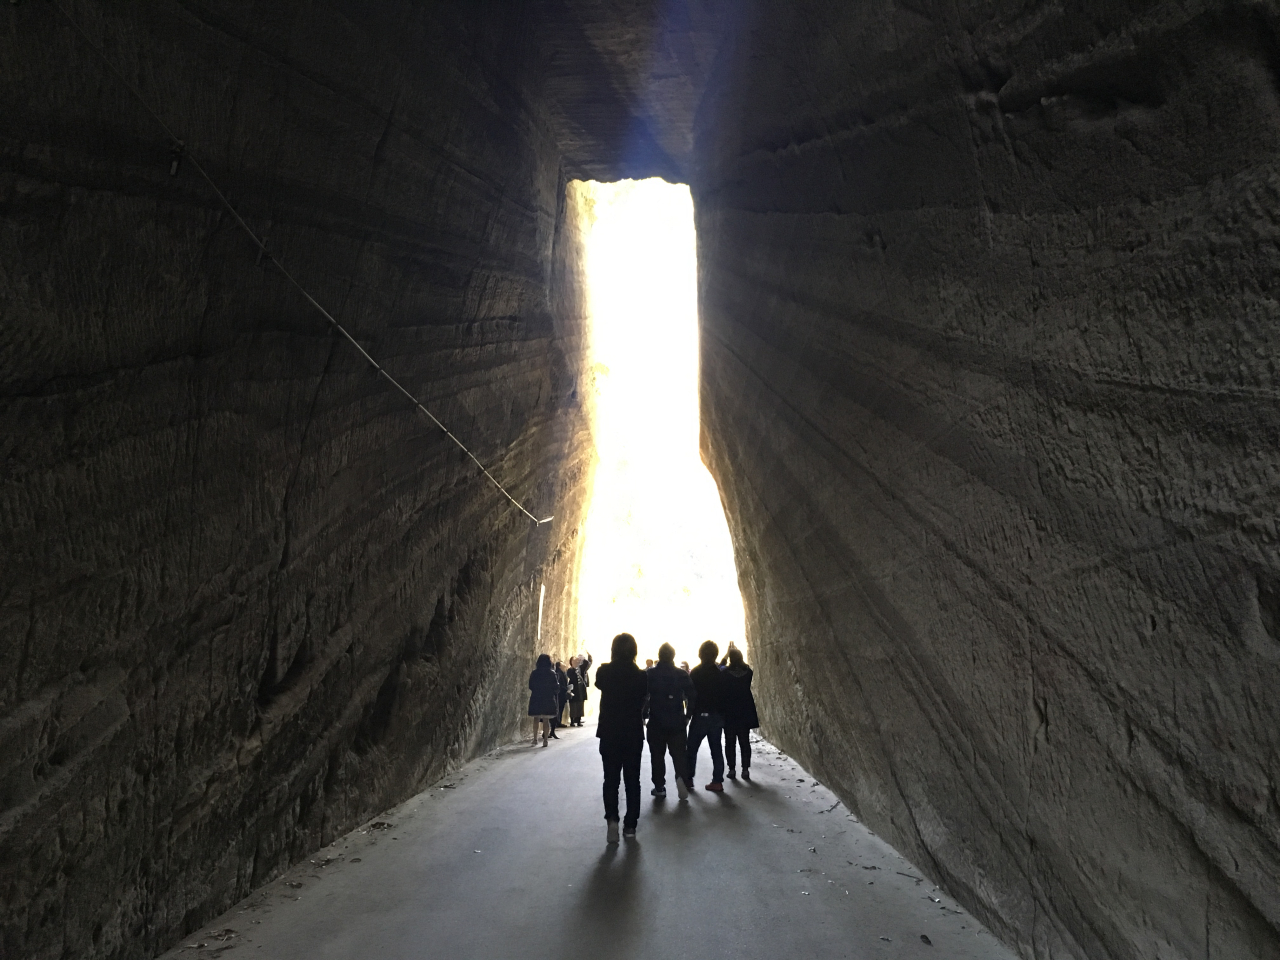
[572,178,747,669]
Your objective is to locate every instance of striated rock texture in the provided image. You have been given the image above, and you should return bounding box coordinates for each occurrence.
[5,1,1280,959]
[537,0,732,181]
[695,2,1280,959]
[1,2,593,958]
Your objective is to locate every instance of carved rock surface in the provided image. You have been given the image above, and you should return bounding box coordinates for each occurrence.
[1,3,592,958]
[695,3,1280,960]
[4,1,1280,959]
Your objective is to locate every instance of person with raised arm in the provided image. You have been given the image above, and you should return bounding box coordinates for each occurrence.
[568,652,593,726]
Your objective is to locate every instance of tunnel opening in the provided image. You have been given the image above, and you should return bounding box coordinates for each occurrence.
[568,178,746,669]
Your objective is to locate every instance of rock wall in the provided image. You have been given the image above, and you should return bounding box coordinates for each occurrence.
[537,0,733,181]
[6,1,1280,958]
[695,2,1280,959]
[0,2,593,958]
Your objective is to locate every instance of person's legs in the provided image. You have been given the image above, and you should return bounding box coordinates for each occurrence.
[570,700,583,725]
[600,740,622,826]
[737,727,752,772]
[707,714,725,783]
[686,715,707,782]
[665,725,691,784]
[724,725,738,774]
[647,723,667,790]
[622,739,642,832]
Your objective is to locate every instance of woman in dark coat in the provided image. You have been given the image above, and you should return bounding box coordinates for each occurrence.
[568,653,593,726]
[550,661,570,738]
[528,653,559,747]
[720,645,760,779]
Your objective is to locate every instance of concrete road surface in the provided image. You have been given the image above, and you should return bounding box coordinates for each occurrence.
[164,725,1017,960]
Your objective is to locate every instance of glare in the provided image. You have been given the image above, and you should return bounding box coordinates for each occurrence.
[571,178,746,668]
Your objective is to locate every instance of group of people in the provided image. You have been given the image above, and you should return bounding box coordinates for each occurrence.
[563,633,758,842]
[526,653,594,746]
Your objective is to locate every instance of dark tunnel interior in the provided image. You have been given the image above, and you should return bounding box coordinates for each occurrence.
[2,1,1278,958]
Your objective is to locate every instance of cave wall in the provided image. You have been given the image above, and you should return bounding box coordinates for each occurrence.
[6,0,1280,958]
[694,1,1280,959]
[0,2,593,958]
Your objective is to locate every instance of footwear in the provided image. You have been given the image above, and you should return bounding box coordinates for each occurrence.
[549,733,560,739]
[705,781,724,793]
[606,820,620,843]
[542,737,549,748]
[727,769,737,779]
[676,778,689,800]
[623,825,636,838]
[742,769,751,782]
[651,786,667,797]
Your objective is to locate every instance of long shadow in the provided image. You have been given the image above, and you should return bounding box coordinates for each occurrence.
[565,843,645,960]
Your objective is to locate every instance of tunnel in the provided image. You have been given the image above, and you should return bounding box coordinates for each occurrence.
[2,1,1278,958]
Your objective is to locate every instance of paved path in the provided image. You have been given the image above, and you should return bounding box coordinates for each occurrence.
[165,725,1017,960]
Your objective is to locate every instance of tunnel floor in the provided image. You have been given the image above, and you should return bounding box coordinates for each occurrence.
[163,729,1016,960]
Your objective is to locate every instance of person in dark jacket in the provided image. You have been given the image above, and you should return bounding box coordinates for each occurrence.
[720,643,760,780]
[686,640,727,792]
[645,642,694,800]
[566,658,583,724]
[569,653,593,726]
[528,653,559,748]
[594,634,648,841]
[550,660,570,738]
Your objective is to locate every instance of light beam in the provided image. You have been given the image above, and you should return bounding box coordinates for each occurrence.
[572,178,746,669]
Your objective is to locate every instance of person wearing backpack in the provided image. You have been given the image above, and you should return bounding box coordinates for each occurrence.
[645,642,694,800]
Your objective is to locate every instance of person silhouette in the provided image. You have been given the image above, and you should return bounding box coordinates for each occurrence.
[569,653,594,726]
[594,633,648,841]
[645,642,694,800]
[527,654,558,747]
[550,660,570,738]
[686,641,726,792]
[720,644,760,780]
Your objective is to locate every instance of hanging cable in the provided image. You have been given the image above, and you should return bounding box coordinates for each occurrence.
[50,1,554,525]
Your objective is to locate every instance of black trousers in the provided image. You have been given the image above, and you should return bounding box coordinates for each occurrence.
[600,736,642,828]
[647,722,690,787]
[724,726,752,771]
